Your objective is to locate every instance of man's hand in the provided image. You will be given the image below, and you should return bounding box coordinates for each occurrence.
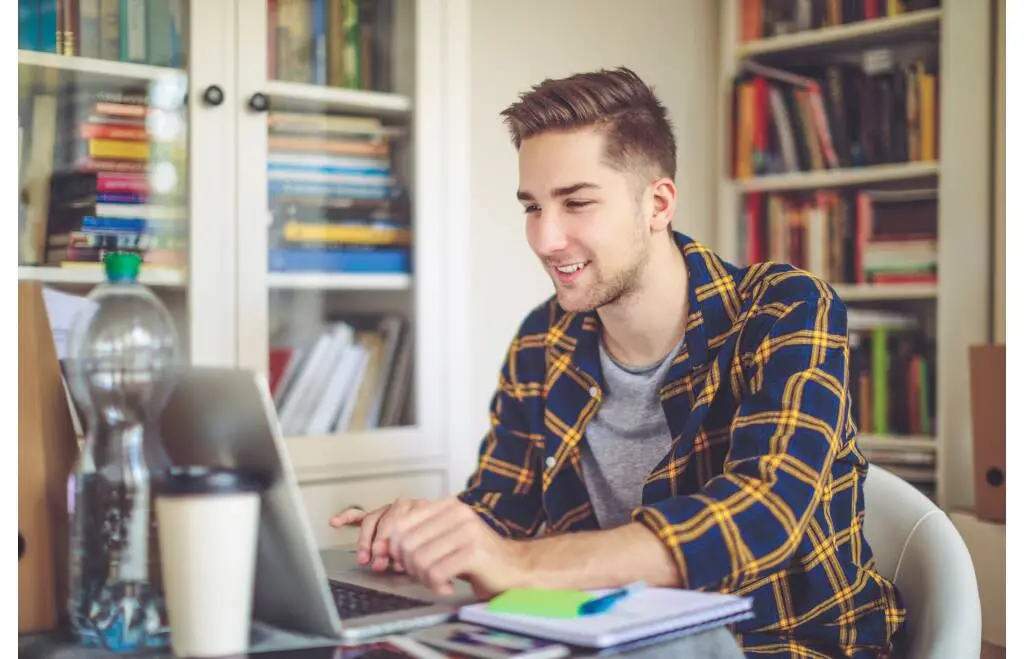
[329,497,432,572]
[387,497,528,598]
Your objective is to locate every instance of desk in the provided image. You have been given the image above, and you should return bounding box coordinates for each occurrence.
[20,625,745,658]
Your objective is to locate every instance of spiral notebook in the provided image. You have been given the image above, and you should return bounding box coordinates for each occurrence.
[458,587,754,649]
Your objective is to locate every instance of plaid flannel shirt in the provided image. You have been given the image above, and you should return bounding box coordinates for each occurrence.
[457,232,906,658]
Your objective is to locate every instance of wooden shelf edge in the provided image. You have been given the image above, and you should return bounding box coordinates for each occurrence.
[732,162,940,193]
[738,8,943,57]
[18,49,184,81]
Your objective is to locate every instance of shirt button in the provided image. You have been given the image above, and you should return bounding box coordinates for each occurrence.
[588,386,599,398]
[545,457,556,469]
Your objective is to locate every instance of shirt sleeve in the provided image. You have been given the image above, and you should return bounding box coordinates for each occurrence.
[631,295,848,592]
[457,337,545,540]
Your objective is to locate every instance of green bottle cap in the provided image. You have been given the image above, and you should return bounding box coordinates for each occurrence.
[103,251,142,282]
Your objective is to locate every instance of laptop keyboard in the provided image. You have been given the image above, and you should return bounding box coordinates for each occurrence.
[328,579,432,619]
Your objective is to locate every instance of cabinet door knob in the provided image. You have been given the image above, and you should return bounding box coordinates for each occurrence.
[248,92,270,113]
[201,85,225,107]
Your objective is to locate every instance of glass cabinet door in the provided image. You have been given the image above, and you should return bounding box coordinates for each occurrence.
[18,1,190,278]
[18,0,238,367]
[236,0,442,461]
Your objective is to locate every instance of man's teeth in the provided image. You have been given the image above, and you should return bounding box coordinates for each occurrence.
[556,262,587,274]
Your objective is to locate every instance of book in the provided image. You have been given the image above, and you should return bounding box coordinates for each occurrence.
[458,587,753,649]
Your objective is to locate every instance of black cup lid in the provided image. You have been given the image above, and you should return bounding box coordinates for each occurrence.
[158,466,269,497]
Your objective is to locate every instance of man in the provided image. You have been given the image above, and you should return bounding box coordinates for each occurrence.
[332,67,905,658]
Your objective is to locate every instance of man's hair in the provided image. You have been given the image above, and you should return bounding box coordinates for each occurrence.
[499,66,676,182]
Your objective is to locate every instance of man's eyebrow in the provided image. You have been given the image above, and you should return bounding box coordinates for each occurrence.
[516,182,601,201]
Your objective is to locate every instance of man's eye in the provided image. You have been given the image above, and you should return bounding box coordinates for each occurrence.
[523,204,540,214]
[565,200,593,210]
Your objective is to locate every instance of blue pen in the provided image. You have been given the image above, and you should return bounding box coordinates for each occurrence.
[578,581,647,615]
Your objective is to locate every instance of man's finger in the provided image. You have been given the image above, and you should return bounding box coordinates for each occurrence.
[371,497,422,562]
[401,517,468,582]
[329,507,366,528]
[391,505,469,578]
[355,506,388,564]
[390,496,462,542]
[422,544,471,596]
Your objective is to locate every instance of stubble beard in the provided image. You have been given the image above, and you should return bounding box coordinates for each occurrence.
[556,224,651,313]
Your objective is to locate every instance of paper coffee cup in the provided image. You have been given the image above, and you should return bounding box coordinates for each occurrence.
[156,466,267,658]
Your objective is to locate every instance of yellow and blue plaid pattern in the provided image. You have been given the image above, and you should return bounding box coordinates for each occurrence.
[458,232,905,657]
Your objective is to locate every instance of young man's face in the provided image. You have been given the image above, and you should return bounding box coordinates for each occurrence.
[516,127,653,313]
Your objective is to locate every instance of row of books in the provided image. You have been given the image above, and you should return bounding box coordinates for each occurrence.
[266,110,411,274]
[739,0,941,42]
[19,83,187,271]
[269,313,412,436]
[731,57,938,177]
[739,187,937,285]
[19,0,186,68]
[864,453,936,501]
[848,309,934,438]
[859,440,936,501]
[269,0,394,92]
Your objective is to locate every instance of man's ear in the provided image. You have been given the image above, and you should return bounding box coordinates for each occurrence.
[649,177,677,233]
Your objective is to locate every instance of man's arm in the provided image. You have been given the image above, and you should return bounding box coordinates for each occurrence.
[517,522,682,590]
[456,333,546,540]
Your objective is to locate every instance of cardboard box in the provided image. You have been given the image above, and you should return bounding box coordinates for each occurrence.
[968,344,1005,523]
[18,282,80,633]
[950,512,1006,648]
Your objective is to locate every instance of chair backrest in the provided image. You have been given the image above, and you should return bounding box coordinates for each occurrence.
[861,464,983,659]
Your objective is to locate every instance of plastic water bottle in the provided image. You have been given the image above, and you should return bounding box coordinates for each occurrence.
[65,252,180,651]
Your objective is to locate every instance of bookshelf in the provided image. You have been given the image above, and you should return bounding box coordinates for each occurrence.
[16,0,470,537]
[717,0,993,511]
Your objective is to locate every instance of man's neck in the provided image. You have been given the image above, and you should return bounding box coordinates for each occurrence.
[597,236,689,367]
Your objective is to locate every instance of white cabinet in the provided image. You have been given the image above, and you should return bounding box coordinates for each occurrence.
[17,0,471,508]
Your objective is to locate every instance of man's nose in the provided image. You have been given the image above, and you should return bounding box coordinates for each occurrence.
[531,211,569,257]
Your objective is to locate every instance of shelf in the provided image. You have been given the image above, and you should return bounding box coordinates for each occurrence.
[733,161,939,193]
[738,8,943,58]
[19,265,186,287]
[832,283,937,301]
[267,272,411,291]
[858,434,937,452]
[18,49,185,83]
[265,80,412,116]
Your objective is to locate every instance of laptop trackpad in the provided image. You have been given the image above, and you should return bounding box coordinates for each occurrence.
[320,547,477,606]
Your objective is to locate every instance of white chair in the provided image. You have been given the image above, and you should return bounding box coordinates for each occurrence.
[862,463,983,659]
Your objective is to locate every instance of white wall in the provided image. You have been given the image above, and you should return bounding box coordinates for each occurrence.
[451,0,721,486]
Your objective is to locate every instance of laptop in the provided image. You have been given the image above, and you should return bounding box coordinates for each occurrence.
[158,365,478,645]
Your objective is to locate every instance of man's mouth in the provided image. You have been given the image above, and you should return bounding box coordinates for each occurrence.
[555,261,588,274]
[552,260,591,282]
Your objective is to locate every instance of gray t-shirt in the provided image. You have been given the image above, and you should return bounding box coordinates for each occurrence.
[580,335,684,529]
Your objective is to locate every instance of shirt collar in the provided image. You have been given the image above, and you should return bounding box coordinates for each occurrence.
[544,231,743,385]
